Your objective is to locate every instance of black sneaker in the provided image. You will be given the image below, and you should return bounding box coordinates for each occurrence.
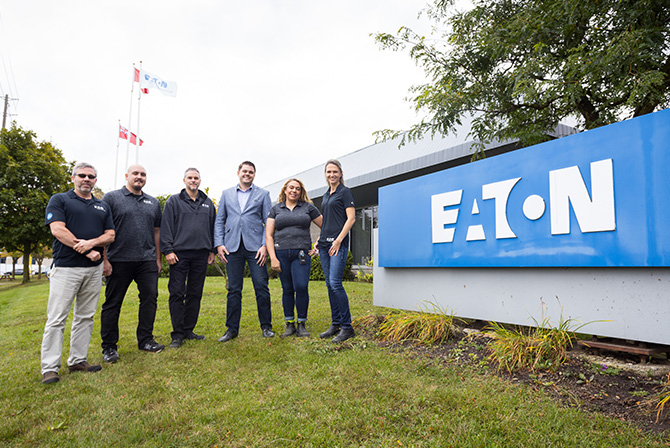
[139,339,165,353]
[169,338,183,349]
[102,347,119,363]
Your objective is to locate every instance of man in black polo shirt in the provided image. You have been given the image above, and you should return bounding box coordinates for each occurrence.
[161,168,216,348]
[100,164,164,363]
[41,162,115,384]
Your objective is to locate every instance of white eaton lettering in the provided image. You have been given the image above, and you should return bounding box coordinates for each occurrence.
[431,159,615,243]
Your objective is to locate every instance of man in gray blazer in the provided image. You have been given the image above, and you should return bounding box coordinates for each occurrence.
[214,161,274,341]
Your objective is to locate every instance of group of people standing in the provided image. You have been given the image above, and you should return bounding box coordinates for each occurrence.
[40,159,356,384]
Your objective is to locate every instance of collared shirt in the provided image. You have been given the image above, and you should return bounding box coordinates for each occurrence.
[102,186,162,262]
[45,189,114,267]
[236,184,254,211]
[318,183,355,249]
[268,201,321,250]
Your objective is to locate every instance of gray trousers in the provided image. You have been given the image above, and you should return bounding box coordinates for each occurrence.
[40,264,103,374]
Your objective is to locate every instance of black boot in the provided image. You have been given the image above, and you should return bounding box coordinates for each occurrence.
[281,322,296,338]
[319,325,341,339]
[332,327,355,343]
[296,322,310,338]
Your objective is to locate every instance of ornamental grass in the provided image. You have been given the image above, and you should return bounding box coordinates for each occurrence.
[375,302,463,345]
[486,312,592,373]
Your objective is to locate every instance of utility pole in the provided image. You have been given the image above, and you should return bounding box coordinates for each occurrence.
[2,94,8,130]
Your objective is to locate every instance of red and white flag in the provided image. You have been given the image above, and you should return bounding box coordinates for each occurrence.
[133,68,149,94]
[130,132,144,146]
[119,124,143,146]
[119,124,129,140]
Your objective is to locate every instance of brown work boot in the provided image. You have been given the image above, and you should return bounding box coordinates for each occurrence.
[42,371,59,384]
[68,361,102,373]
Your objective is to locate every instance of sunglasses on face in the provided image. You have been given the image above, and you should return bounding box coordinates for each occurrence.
[76,173,97,179]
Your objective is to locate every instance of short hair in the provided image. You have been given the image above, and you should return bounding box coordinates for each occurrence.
[72,162,97,177]
[324,159,344,185]
[238,161,256,172]
[184,167,200,177]
[278,178,312,204]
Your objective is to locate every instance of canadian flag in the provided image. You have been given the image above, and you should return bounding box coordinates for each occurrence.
[130,132,144,146]
[119,124,144,146]
[133,68,149,94]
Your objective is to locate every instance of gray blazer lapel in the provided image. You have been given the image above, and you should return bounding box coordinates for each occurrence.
[229,187,242,216]
[242,186,258,214]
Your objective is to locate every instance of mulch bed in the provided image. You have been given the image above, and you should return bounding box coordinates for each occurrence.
[358,324,670,434]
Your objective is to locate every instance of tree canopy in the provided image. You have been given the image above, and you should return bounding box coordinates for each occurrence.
[0,124,71,283]
[374,0,670,152]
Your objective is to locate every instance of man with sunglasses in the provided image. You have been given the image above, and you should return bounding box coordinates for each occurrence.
[100,164,164,363]
[41,163,115,384]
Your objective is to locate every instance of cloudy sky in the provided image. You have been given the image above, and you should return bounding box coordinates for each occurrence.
[0,0,444,197]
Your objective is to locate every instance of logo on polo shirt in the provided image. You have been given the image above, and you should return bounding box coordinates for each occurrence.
[46,212,53,220]
[94,205,106,211]
[202,204,210,208]
[143,200,152,204]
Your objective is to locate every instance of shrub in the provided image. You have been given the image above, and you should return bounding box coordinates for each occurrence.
[310,255,324,281]
[309,251,354,281]
[207,260,225,277]
[355,257,373,283]
[159,255,169,278]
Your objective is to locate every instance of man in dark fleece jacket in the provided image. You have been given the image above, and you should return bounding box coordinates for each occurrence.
[160,168,216,348]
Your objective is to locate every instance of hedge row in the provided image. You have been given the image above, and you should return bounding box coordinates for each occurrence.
[161,251,354,282]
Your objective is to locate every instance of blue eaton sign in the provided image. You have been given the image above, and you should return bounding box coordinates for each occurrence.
[378,109,670,267]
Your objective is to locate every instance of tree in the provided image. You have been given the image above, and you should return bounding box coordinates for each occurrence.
[156,194,171,212]
[374,0,670,154]
[32,244,52,280]
[0,124,71,283]
[92,186,105,200]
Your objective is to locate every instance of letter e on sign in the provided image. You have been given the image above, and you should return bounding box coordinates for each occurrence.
[432,190,463,243]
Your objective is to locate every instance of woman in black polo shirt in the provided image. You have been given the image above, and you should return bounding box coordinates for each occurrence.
[317,159,356,342]
[266,179,322,337]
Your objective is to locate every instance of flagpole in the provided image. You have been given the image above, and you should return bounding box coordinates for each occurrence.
[114,119,120,189]
[136,60,143,164]
[126,63,136,173]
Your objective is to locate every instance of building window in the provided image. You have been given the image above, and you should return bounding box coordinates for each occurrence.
[350,206,378,265]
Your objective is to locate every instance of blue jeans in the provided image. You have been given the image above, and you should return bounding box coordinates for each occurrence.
[225,246,272,333]
[319,246,352,329]
[275,249,311,321]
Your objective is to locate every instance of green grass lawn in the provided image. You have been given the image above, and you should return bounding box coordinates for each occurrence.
[0,277,667,447]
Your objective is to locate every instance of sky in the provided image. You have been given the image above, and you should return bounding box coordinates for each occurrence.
[0,0,444,197]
